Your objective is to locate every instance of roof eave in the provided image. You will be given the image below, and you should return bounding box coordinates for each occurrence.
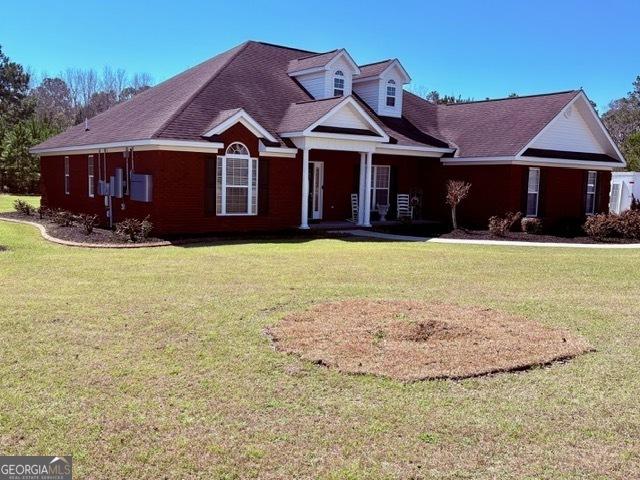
[30,139,225,156]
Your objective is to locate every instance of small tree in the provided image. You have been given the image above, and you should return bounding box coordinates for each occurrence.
[445,180,471,230]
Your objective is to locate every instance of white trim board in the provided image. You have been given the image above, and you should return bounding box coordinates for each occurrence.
[202,109,278,143]
[258,142,298,158]
[31,139,224,156]
[376,144,453,158]
[441,155,619,170]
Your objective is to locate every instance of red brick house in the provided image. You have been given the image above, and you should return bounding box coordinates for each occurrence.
[31,41,626,235]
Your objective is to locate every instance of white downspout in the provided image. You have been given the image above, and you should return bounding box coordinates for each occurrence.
[300,147,310,229]
[363,152,373,227]
[358,153,366,225]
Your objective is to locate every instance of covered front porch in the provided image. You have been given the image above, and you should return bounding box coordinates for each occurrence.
[298,146,443,229]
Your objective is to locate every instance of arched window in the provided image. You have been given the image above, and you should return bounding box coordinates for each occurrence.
[216,142,258,215]
[226,142,249,156]
[386,80,396,107]
[333,70,345,97]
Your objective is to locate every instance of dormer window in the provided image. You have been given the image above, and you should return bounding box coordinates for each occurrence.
[333,71,345,97]
[353,59,410,118]
[386,80,396,107]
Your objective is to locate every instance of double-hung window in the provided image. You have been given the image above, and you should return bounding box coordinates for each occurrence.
[386,80,396,107]
[526,167,540,217]
[333,70,345,97]
[87,155,95,197]
[585,171,597,215]
[216,142,258,215]
[64,156,70,195]
[370,165,390,208]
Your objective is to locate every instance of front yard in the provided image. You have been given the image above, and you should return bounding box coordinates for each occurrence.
[0,195,639,479]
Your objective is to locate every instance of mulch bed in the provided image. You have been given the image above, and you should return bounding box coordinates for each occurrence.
[268,300,592,381]
[440,229,636,244]
[0,212,164,245]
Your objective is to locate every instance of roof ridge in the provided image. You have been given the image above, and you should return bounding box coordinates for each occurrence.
[294,96,343,105]
[443,89,580,106]
[153,41,251,138]
[295,49,339,60]
[358,58,393,68]
[254,41,319,55]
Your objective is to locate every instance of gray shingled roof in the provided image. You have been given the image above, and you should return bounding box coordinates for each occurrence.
[355,60,394,80]
[403,90,581,157]
[287,50,339,74]
[33,41,587,158]
[278,97,345,133]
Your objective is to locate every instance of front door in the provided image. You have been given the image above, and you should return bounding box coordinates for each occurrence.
[308,161,324,220]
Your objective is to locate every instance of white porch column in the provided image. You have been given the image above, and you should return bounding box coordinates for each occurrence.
[357,153,366,225]
[300,147,310,229]
[363,151,373,227]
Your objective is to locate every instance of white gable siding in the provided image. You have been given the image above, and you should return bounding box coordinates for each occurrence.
[297,72,326,100]
[324,56,353,98]
[353,64,405,118]
[321,103,371,130]
[353,79,379,111]
[377,66,404,118]
[531,105,605,153]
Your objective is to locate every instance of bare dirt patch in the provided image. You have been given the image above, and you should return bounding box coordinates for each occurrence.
[269,300,592,381]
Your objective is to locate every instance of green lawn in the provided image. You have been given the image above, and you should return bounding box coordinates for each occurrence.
[0,193,40,212]
[1,194,639,479]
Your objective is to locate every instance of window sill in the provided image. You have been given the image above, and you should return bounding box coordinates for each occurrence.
[216,213,258,217]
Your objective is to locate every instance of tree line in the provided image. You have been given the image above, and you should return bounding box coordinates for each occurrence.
[602,77,640,170]
[0,45,153,193]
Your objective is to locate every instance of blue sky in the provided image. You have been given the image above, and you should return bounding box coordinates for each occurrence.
[2,0,639,111]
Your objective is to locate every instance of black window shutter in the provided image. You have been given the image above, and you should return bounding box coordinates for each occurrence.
[258,158,269,215]
[520,167,529,213]
[205,156,216,215]
[390,165,399,219]
[537,168,546,218]
[582,170,589,214]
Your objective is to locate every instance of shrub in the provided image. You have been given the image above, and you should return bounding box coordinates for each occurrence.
[37,206,50,219]
[583,214,616,240]
[488,211,522,237]
[77,213,99,235]
[631,195,640,211]
[14,199,36,216]
[488,216,510,237]
[51,209,75,227]
[583,211,640,240]
[616,210,640,239]
[115,216,153,242]
[521,217,543,234]
[141,216,153,238]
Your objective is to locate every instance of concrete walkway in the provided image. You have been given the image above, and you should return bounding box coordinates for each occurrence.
[333,229,640,249]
